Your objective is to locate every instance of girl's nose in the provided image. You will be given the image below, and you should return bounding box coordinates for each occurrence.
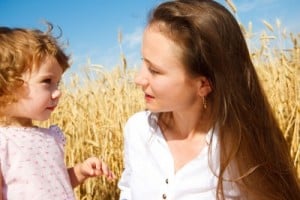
[52,88,62,99]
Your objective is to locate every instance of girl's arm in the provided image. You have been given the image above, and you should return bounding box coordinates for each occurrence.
[67,157,115,188]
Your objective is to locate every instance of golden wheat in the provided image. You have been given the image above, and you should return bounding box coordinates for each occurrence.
[38,10,299,200]
[40,34,299,200]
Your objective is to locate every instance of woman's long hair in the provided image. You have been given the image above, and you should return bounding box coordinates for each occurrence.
[148,0,300,199]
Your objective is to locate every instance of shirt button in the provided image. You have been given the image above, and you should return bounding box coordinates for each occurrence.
[162,193,167,199]
[165,178,169,184]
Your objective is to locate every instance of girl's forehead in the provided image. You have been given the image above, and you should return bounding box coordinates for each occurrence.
[23,56,62,78]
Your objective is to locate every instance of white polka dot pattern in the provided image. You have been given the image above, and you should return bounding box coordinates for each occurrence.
[0,125,75,200]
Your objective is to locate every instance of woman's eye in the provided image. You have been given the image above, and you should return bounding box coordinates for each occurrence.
[149,67,159,74]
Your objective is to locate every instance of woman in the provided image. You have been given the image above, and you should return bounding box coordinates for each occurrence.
[118,0,300,199]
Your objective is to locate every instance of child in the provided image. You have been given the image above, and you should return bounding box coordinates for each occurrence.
[0,24,114,199]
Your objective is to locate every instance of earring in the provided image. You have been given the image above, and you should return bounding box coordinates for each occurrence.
[202,96,207,109]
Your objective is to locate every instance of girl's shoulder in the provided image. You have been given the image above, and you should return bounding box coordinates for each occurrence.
[48,125,66,145]
[0,125,66,145]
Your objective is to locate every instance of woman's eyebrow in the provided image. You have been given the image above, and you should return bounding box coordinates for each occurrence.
[142,57,159,68]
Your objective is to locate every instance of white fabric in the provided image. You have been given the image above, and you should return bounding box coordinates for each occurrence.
[118,111,240,200]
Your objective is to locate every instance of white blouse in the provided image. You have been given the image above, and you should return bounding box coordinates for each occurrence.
[118,111,240,200]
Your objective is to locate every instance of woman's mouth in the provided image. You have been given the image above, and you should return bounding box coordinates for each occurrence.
[145,93,154,102]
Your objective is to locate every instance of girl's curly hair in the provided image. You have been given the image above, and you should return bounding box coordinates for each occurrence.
[0,22,70,111]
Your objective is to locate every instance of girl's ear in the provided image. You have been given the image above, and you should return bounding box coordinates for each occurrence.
[197,76,212,97]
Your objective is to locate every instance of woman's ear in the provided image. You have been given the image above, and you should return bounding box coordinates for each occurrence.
[197,76,212,96]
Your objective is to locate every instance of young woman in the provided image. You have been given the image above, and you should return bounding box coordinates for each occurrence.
[118,0,300,199]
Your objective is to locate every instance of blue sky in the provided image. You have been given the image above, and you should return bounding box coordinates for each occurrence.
[1,0,299,75]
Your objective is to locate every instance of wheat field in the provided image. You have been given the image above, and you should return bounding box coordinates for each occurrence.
[38,6,299,200]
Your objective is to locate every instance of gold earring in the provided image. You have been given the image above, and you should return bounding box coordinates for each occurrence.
[203,96,207,109]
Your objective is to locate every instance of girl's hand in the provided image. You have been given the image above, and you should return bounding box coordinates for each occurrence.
[79,156,115,180]
[68,157,115,188]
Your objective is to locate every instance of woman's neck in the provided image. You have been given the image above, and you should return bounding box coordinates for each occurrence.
[159,110,213,140]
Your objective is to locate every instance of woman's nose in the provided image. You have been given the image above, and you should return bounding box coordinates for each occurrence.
[134,68,148,86]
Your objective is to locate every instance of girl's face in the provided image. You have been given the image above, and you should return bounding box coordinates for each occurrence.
[135,25,201,113]
[6,56,63,124]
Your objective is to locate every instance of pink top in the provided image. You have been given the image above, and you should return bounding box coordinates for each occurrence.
[0,125,75,200]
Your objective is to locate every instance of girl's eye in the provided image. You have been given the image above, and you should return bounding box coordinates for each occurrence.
[42,78,52,84]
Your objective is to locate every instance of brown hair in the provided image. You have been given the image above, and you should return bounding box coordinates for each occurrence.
[148,0,300,199]
[0,22,70,109]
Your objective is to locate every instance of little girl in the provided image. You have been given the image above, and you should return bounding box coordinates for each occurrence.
[0,24,114,199]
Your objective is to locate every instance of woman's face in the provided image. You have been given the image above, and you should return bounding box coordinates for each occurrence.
[135,25,201,113]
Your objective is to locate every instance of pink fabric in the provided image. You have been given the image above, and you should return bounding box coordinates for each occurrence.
[0,125,75,200]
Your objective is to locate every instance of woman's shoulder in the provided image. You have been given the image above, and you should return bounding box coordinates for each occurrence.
[124,110,159,139]
[127,110,150,122]
[126,110,159,127]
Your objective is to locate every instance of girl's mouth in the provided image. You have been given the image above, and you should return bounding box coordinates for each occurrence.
[46,106,56,111]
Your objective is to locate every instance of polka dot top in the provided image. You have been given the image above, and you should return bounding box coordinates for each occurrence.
[0,125,75,200]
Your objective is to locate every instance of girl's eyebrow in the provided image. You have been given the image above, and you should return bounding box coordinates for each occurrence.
[37,74,54,80]
[38,73,61,81]
[39,74,53,77]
